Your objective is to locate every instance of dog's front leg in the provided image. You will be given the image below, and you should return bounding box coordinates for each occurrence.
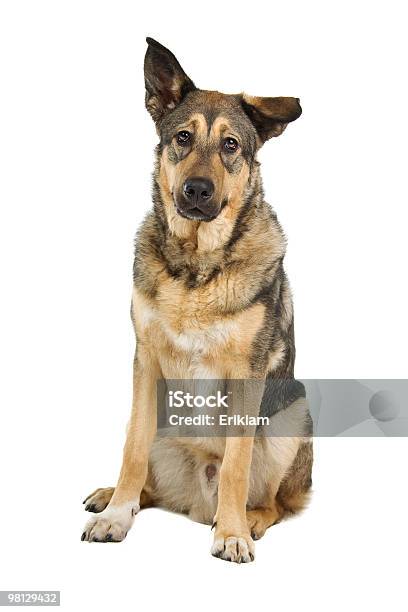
[82,347,159,542]
[211,379,264,562]
[211,436,255,563]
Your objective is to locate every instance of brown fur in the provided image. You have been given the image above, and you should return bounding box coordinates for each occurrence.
[82,38,312,563]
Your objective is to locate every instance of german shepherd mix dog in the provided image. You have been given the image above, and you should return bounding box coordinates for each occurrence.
[82,38,313,563]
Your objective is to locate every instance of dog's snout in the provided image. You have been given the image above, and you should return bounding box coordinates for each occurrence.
[183,177,214,205]
[176,176,219,221]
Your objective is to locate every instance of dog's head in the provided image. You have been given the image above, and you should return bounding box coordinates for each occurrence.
[145,38,301,224]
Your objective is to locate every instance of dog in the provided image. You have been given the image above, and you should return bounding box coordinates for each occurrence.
[81,37,313,563]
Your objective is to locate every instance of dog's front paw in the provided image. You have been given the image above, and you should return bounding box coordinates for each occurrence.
[81,501,139,543]
[211,525,255,563]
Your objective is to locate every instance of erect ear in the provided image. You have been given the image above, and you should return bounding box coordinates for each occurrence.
[241,95,302,143]
[144,38,196,125]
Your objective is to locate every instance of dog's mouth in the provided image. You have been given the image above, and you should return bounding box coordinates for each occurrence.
[175,205,217,222]
[174,197,228,223]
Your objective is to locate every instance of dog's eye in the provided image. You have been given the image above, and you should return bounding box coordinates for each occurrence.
[176,130,191,146]
[223,137,239,153]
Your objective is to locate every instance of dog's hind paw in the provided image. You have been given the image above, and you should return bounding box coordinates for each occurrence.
[82,487,114,513]
[211,533,255,563]
[81,501,139,543]
[246,506,282,540]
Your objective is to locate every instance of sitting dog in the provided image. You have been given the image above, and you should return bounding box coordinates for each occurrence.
[82,38,313,563]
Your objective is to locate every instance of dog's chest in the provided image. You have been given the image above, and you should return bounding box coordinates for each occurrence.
[160,315,237,378]
[137,291,236,378]
[133,279,265,380]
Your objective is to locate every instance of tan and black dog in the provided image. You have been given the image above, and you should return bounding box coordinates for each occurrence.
[82,38,313,563]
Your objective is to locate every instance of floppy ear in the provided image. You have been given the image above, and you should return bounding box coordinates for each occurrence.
[241,95,302,143]
[144,38,196,125]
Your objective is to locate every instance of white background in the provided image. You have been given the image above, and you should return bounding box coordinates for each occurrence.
[0,1,407,610]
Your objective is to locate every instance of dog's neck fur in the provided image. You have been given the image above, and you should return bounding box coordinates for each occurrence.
[133,156,287,302]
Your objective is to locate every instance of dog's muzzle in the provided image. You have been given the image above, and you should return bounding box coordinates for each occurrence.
[175,176,219,221]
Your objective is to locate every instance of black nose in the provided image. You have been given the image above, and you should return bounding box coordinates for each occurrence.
[183,177,214,206]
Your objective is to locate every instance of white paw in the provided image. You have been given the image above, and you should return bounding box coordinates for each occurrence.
[211,534,255,563]
[81,501,139,543]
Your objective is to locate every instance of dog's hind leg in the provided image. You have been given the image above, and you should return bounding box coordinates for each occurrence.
[246,503,284,540]
[83,487,115,513]
[276,439,313,514]
[245,436,307,540]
